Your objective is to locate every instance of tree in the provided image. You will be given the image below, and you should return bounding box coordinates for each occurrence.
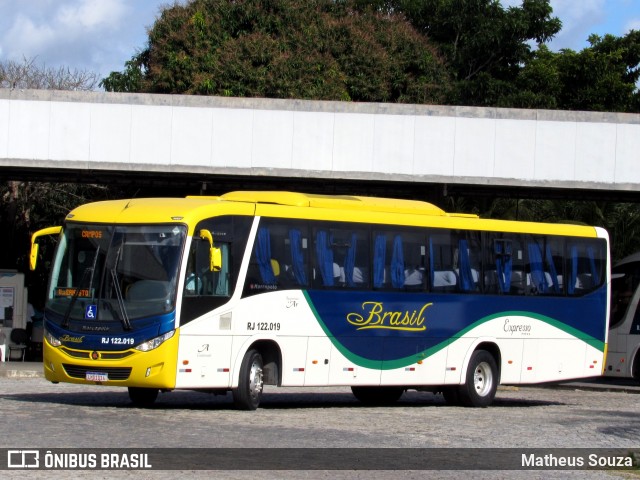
[0,58,109,279]
[0,182,114,303]
[354,0,562,106]
[552,32,640,112]
[99,54,147,93]
[102,0,450,104]
[505,31,640,111]
[0,57,100,90]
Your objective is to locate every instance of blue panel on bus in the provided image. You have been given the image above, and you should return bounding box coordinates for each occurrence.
[44,312,176,351]
[304,289,607,366]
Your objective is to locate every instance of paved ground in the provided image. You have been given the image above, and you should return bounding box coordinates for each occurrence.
[1,361,638,479]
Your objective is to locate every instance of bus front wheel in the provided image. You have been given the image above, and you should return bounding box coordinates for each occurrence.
[458,350,498,408]
[128,387,159,407]
[233,349,264,410]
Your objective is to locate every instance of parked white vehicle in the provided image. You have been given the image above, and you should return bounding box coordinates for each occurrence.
[605,252,640,382]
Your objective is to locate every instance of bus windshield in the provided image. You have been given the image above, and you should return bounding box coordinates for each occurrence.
[47,223,186,327]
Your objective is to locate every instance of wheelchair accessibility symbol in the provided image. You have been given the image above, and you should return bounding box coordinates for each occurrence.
[85,305,97,320]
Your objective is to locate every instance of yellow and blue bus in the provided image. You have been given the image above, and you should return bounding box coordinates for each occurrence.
[30,191,610,408]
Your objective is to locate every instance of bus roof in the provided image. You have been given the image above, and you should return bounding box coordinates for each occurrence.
[64,191,601,238]
[218,191,456,217]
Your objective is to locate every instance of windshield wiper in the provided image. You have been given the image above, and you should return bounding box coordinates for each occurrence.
[110,246,132,331]
[110,269,132,331]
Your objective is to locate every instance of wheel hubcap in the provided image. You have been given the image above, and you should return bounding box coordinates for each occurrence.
[473,361,493,397]
[249,360,263,399]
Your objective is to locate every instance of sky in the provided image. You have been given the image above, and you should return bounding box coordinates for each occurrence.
[1,0,640,83]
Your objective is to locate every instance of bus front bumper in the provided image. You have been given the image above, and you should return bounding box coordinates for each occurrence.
[43,333,179,389]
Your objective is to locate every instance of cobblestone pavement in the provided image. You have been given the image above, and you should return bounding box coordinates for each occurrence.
[0,374,639,479]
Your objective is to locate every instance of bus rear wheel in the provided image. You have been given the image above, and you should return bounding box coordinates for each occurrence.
[233,349,264,410]
[457,350,498,407]
[351,386,404,405]
[128,387,159,407]
[632,353,640,384]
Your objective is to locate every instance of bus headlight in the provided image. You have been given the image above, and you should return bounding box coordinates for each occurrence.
[135,330,175,352]
[45,329,62,347]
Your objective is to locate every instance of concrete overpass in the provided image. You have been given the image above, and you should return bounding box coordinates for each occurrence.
[1,88,639,202]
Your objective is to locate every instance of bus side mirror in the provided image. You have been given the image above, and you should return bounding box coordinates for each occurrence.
[30,244,39,271]
[30,226,62,271]
[199,229,222,272]
[211,247,222,272]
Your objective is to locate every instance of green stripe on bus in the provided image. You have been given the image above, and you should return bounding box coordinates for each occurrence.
[303,291,605,371]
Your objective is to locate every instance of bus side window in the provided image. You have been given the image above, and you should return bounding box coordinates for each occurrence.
[611,274,634,327]
[524,237,563,296]
[313,229,336,287]
[632,300,640,334]
[286,227,309,287]
[344,230,369,288]
[311,225,370,289]
[267,222,309,289]
[485,237,513,295]
[400,234,427,291]
[429,232,458,293]
[373,231,427,291]
[567,240,606,296]
[456,233,481,292]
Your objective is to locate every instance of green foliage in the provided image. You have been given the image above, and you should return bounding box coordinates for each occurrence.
[354,0,562,106]
[100,54,147,93]
[503,32,640,111]
[103,0,640,112]
[102,0,450,103]
[554,32,640,112]
[96,0,640,263]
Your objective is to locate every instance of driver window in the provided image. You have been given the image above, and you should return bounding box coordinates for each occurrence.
[184,239,230,298]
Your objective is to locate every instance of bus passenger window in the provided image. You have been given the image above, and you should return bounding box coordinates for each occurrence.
[264,223,310,289]
[429,231,480,293]
[485,237,513,295]
[430,232,458,293]
[312,227,369,288]
[372,233,405,289]
[456,234,481,292]
[286,228,308,286]
[404,240,427,290]
[566,240,606,296]
[524,237,564,296]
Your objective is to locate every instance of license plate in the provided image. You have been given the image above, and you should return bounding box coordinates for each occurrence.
[86,371,108,382]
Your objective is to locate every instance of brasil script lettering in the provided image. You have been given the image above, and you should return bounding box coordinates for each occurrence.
[59,334,85,343]
[346,301,432,332]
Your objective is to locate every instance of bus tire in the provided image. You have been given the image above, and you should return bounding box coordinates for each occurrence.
[632,353,640,384]
[233,349,264,410]
[458,350,498,408]
[128,387,159,407]
[351,386,404,405]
